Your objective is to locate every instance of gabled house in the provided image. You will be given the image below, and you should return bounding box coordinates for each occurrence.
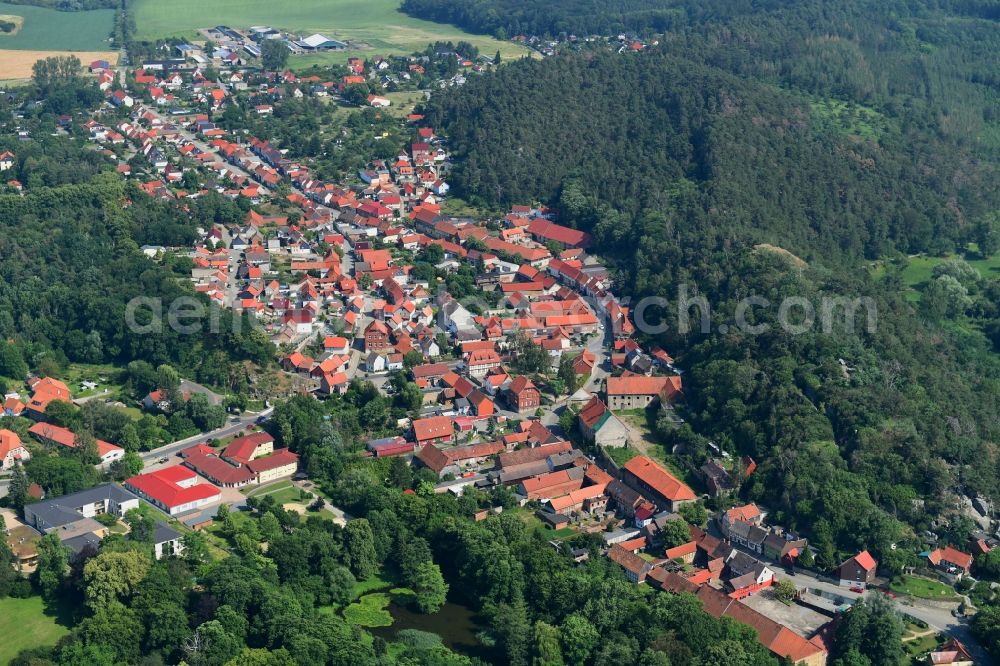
[928,639,974,666]
[29,422,124,468]
[0,429,29,470]
[578,396,628,448]
[622,455,696,513]
[606,375,682,411]
[837,550,877,588]
[507,376,540,413]
[607,543,653,583]
[926,546,973,576]
[412,415,454,447]
[364,319,392,352]
[26,377,71,420]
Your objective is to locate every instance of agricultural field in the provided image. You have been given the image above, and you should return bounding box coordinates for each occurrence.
[132,0,532,62]
[0,50,118,80]
[0,2,114,50]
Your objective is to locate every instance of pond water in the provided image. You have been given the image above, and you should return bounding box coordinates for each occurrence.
[371,600,491,659]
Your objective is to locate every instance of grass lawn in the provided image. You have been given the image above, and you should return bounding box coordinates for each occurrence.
[872,248,1000,301]
[62,362,125,399]
[132,0,533,62]
[0,596,73,663]
[889,575,961,602]
[603,445,639,467]
[350,572,397,600]
[383,90,428,117]
[243,479,294,497]
[904,632,943,664]
[612,409,698,485]
[343,592,394,627]
[0,2,114,50]
[244,480,308,505]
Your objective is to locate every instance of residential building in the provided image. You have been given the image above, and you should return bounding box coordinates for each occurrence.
[926,546,973,576]
[153,524,186,560]
[605,375,682,411]
[928,639,974,666]
[621,455,696,512]
[364,319,392,352]
[577,396,629,447]
[466,349,502,377]
[608,543,653,583]
[0,429,29,470]
[28,422,124,468]
[412,415,454,447]
[415,441,503,477]
[25,377,71,419]
[507,376,540,413]
[718,503,763,535]
[836,550,877,588]
[23,484,140,532]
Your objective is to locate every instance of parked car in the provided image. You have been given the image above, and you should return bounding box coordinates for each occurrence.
[849,585,864,593]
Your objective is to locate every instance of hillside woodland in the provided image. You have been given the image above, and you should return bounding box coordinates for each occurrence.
[420,11,1000,572]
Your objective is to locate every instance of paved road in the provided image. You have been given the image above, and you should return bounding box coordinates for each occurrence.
[708,523,988,661]
[787,568,986,662]
[139,407,274,466]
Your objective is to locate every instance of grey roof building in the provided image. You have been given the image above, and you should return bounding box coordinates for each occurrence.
[23,484,141,532]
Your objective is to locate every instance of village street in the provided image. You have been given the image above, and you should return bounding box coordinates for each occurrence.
[138,406,274,465]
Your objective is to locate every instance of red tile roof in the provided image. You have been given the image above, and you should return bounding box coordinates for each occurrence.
[497,441,572,468]
[223,432,273,464]
[852,549,877,571]
[126,466,221,508]
[28,423,120,458]
[578,395,609,429]
[245,448,299,474]
[526,218,591,248]
[607,375,682,398]
[623,455,696,503]
[412,415,453,442]
[0,429,25,460]
[928,546,973,571]
[184,453,255,485]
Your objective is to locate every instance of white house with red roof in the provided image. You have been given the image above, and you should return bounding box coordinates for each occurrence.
[125,466,222,515]
[0,429,29,470]
[28,422,124,468]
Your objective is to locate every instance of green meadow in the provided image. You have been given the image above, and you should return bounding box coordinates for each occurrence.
[132,0,532,62]
[0,596,73,664]
[0,1,114,50]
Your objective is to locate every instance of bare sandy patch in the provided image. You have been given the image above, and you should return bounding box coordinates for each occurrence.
[0,15,24,36]
[0,49,118,79]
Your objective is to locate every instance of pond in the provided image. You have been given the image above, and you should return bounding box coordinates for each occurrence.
[371,600,491,659]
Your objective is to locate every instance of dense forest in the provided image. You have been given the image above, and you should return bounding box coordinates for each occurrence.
[0,131,273,390]
[3,0,118,10]
[401,0,1000,49]
[421,37,1000,572]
